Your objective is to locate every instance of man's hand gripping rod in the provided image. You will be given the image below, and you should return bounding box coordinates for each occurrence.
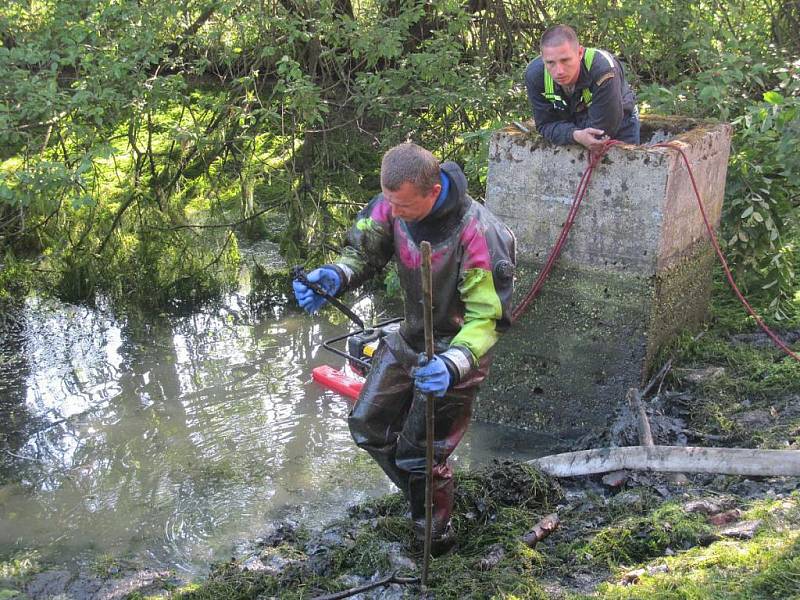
[292,266,365,330]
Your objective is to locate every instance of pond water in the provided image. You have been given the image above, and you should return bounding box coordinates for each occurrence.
[0,258,555,576]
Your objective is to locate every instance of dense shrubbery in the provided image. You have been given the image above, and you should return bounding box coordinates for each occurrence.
[0,0,797,312]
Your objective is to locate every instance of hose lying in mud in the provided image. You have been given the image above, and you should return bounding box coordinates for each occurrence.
[528,446,800,478]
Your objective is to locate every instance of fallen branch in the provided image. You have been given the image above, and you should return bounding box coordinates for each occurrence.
[627,387,654,447]
[683,428,731,442]
[641,357,673,398]
[311,573,420,600]
[529,446,800,478]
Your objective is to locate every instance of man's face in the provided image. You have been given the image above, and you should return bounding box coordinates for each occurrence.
[542,41,584,87]
[382,181,441,222]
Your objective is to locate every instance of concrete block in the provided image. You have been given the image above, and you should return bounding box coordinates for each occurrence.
[479,115,732,434]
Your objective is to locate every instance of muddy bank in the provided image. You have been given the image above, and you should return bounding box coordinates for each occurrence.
[4,457,798,599]
[172,468,798,600]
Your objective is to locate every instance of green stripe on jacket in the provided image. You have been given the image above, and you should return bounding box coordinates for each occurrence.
[450,267,502,362]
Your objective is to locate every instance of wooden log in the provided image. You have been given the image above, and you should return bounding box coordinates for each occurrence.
[626,387,654,447]
[628,387,688,484]
[521,513,560,547]
[529,446,800,478]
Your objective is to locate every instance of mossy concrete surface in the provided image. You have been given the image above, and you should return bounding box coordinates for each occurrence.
[480,116,733,434]
[479,260,651,434]
[478,240,716,433]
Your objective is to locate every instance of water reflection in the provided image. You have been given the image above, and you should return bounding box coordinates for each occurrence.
[0,289,553,574]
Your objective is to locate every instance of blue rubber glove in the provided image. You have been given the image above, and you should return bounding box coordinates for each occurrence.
[413,354,451,397]
[292,267,341,314]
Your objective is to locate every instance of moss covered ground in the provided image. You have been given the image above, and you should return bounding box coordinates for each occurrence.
[663,274,800,450]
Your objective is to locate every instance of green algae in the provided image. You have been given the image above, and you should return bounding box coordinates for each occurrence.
[565,503,713,568]
[156,463,800,600]
[166,461,561,600]
[647,241,717,374]
[660,273,800,448]
[584,493,800,600]
[480,260,652,433]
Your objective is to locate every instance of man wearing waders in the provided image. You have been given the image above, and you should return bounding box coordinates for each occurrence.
[293,143,515,555]
[525,24,640,150]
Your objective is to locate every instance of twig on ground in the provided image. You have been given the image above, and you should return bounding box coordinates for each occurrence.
[311,573,420,600]
[627,387,654,447]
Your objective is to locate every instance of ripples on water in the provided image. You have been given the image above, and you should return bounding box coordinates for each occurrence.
[0,277,553,574]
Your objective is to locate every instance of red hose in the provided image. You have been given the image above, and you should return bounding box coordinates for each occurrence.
[654,142,799,363]
[511,139,621,321]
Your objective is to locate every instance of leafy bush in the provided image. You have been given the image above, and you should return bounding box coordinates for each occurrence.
[1,0,797,311]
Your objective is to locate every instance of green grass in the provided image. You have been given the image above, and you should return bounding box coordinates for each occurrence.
[559,503,713,569]
[584,494,800,600]
[656,269,800,448]
[0,550,39,599]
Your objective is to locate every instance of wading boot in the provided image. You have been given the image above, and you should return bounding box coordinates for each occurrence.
[413,519,456,557]
[409,468,457,556]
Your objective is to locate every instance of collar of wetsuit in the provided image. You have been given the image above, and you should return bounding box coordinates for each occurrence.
[429,171,450,216]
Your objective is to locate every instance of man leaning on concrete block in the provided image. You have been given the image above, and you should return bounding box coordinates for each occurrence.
[525,25,640,150]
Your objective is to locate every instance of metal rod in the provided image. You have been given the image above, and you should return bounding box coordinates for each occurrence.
[292,266,365,330]
[420,241,435,587]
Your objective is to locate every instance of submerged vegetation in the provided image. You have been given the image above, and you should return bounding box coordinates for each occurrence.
[0,0,798,314]
[149,461,564,599]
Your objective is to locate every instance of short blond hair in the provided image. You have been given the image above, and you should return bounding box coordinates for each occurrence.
[380,143,440,193]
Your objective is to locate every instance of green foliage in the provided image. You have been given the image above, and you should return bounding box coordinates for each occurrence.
[382,261,401,298]
[250,265,292,307]
[1,0,797,311]
[624,5,800,316]
[0,254,32,300]
[0,549,39,599]
[0,550,38,580]
[725,86,800,318]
